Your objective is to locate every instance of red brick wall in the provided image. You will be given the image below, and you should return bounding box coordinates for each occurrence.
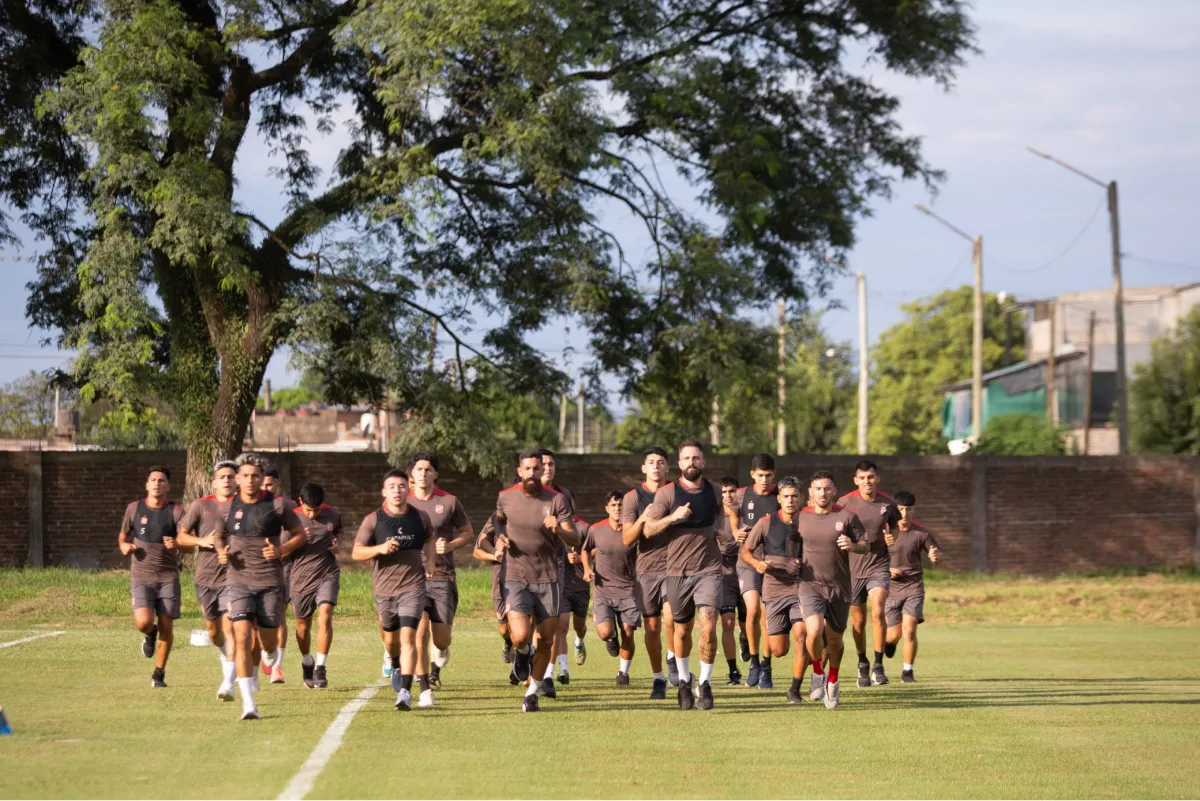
[1,451,1196,574]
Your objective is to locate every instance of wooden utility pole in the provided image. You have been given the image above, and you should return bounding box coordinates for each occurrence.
[1046,300,1057,424]
[776,298,786,456]
[856,272,869,455]
[1083,311,1096,455]
[710,396,721,448]
[558,392,567,445]
[1108,181,1129,454]
[971,235,984,440]
[576,377,585,454]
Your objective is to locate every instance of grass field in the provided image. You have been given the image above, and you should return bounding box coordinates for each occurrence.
[2,568,1199,799]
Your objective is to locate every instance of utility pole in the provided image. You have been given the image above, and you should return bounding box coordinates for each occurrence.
[576,376,585,454]
[1046,301,1057,425]
[710,396,721,448]
[1083,311,1096,455]
[558,392,567,446]
[776,298,786,456]
[856,273,869,455]
[1027,147,1128,453]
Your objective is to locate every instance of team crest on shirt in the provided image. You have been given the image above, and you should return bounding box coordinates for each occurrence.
[748,501,754,509]
[435,504,444,514]
[880,504,888,515]
[835,521,844,532]
[235,509,244,519]
[140,516,148,525]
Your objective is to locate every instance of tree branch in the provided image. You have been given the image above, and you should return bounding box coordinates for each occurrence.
[248,0,360,92]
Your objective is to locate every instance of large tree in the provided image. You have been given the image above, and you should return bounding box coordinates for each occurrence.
[10,0,975,494]
[1130,305,1200,454]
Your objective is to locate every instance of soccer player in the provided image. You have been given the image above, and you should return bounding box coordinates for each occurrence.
[579,491,639,685]
[740,477,810,704]
[289,483,342,690]
[716,477,744,687]
[535,448,581,688]
[496,449,577,712]
[620,446,675,700]
[642,438,725,711]
[406,451,473,699]
[260,467,291,683]
[176,460,238,699]
[797,470,867,710]
[118,465,185,689]
[213,454,309,720]
[733,453,779,688]
[563,516,592,668]
[884,491,942,683]
[840,459,900,687]
[472,513,512,666]
[353,469,436,711]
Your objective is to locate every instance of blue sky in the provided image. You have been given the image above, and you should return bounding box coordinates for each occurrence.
[3,0,1199,412]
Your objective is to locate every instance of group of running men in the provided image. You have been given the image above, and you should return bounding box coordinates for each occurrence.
[119,440,940,718]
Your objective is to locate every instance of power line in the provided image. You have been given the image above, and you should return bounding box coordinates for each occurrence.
[932,247,975,292]
[1124,254,1200,271]
[994,197,1107,274]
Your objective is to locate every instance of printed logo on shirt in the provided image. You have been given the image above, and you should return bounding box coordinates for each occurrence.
[835,521,844,532]
[140,516,148,525]
[235,509,244,519]
[435,504,445,514]
[880,504,889,515]
[543,506,551,516]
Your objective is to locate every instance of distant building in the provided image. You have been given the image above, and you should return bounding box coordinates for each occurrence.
[248,403,399,452]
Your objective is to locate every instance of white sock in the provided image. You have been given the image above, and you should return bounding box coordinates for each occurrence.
[667,650,676,662]
[432,646,449,669]
[619,658,632,674]
[574,635,584,648]
[699,661,714,685]
[653,671,665,682]
[222,659,237,685]
[556,654,569,673]
[302,653,315,667]
[275,646,285,667]
[384,644,391,658]
[525,679,539,697]
[261,650,275,669]
[544,662,554,680]
[237,677,256,711]
[903,663,913,672]
[315,652,327,667]
[676,656,691,683]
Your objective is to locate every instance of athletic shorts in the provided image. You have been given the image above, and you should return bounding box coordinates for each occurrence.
[797,583,850,634]
[292,577,339,620]
[885,589,925,626]
[737,562,763,596]
[194,583,228,622]
[665,570,722,624]
[563,587,590,619]
[764,594,804,637]
[282,562,293,605]
[375,591,425,632]
[593,596,641,631]
[492,591,506,620]
[720,573,740,615]
[555,562,567,610]
[850,574,890,606]
[424,580,459,626]
[635,573,668,618]
[227,584,285,628]
[504,581,559,623]
[132,578,181,619]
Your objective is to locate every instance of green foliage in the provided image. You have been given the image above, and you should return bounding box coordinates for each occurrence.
[1131,305,1200,453]
[970,413,1066,455]
[846,287,1025,454]
[79,406,183,450]
[0,372,57,439]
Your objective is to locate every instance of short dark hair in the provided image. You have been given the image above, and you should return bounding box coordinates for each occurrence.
[894,491,916,507]
[212,460,237,475]
[406,450,440,474]
[604,490,623,504]
[536,448,556,461]
[810,470,836,486]
[720,475,739,488]
[518,449,542,464]
[854,459,878,474]
[382,468,408,485]
[678,438,704,454]
[146,464,171,481]
[643,446,668,462]
[265,468,281,479]
[299,483,325,508]
[750,453,776,472]
[778,476,801,493]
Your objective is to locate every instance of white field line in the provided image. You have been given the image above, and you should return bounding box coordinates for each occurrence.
[276,678,386,800]
[0,631,66,649]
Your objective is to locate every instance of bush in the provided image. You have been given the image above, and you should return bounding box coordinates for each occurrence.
[971,413,1067,455]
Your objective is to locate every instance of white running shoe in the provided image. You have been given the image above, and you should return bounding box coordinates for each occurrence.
[809,673,825,702]
[824,680,840,710]
[418,689,435,708]
[395,689,412,711]
[217,681,235,702]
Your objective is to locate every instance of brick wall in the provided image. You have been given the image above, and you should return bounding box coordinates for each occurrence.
[3,451,1197,574]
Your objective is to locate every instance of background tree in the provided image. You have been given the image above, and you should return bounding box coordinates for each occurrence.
[15,0,975,494]
[970,413,1066,456]
[1130,306,1200,454]
[0,371,58,439]
[846,286,1024,454]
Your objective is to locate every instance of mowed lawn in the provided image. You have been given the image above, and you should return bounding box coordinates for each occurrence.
[1,569,1199,799]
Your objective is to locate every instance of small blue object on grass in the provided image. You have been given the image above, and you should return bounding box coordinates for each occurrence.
[0,706,12,735]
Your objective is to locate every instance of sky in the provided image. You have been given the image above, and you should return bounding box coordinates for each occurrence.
[2,0,1199,414]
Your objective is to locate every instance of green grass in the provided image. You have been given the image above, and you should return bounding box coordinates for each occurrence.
[1,572,1199,798]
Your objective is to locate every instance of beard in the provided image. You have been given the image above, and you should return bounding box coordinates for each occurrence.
[522,476,542,496]
[682,466,702,482]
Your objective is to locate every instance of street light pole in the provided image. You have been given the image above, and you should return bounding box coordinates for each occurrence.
[856,272,869,455]
[1027,146,1128,454]
[915,204,985,441]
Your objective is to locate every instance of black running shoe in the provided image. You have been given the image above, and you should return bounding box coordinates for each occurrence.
[677,678,695,710]
[901,669,916,683]
[513,647,532,682]
[522,694,539,712]
[745,662,761,687]
[786,689,805,704]
[649,678,668,700]
[537,677,558,699]
[726,668,742,686]
[313,665,328,689]
[302,662,316,689]
[605,635,620,658]
[430,665,442,690]
[150,667,166,688]
[884,641,897,659]
[557,671,570,686]
[739,631,750,663]
[758,664,774,690]
[615,671,630,686]
[871,664,889,686]
[667,657,680,687]
[857,660,871,688]
[141,626,158,659]
[508,667,520,686]
[502,641,513,664]
[696,680,714,710]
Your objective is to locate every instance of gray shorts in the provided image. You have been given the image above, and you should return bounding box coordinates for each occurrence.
[737,562,764,596]
[885,590,925,626]
[375,591,425,631]
[635,573,668,618]
[132,578,181,619]
[424,580,459,626]
[764,594,804,637]
[593,596,641,631]
[195,583,228,622]
[504,581,559,623]
[282,562,293,605]
[720,573,740,614]
[292,577,339,620]
[851,574,890,606]
[563,586,590,618]
[227,584,285,628]
[798,583,850,634]
[665,571,722,624]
